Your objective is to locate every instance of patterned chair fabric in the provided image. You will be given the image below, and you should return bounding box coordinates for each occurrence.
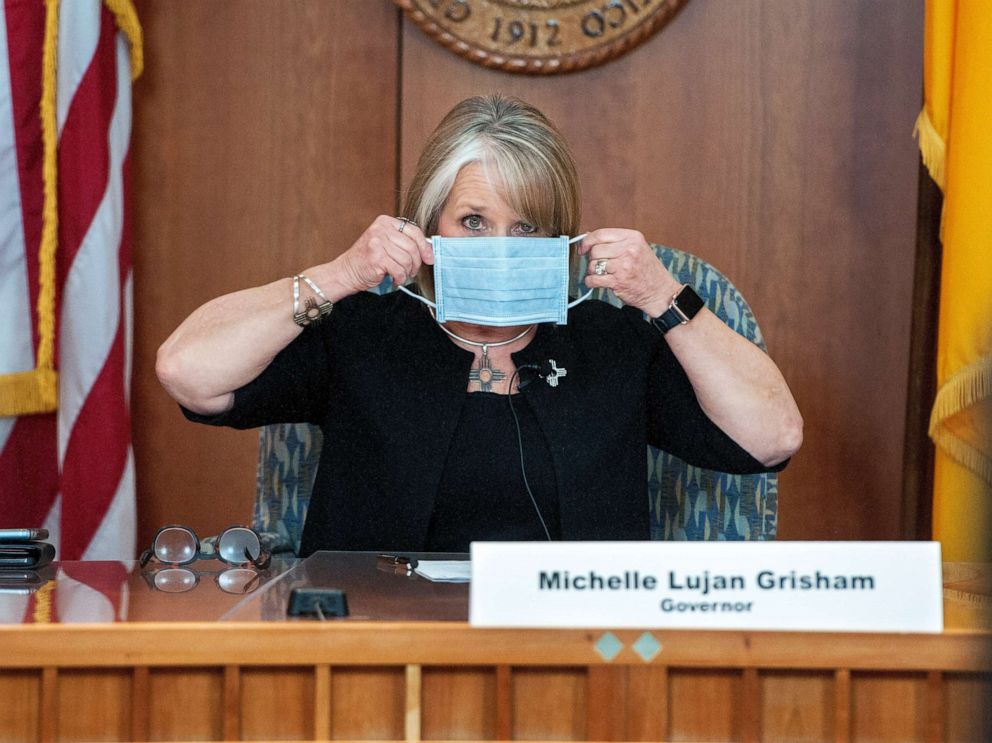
[254,245,778,554]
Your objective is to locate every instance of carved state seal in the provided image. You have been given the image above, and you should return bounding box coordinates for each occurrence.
[394,0,688,74]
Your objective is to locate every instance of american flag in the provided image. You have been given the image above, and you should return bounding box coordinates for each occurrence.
[0,0,141,560]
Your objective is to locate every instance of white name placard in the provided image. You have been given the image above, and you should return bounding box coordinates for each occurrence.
[469,541,943,633]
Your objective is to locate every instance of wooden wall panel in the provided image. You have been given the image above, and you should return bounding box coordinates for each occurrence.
[760,670,834,742]
[668,668,740,741]
[421,667,496,740]
[1,662,990,742]
[512,667,587,740]
[148,667,224,741]
[944,673,992,743]
[57,669,132,741]
[0,671,39,743]
[239,667,314,741]
[131,1,400,549]
[400,0,924,540]
[330,667,406,740]
[851,672,927,742]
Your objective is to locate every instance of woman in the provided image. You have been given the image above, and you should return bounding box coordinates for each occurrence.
[157,95,802,554]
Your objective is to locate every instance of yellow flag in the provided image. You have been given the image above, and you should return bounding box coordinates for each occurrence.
[915,0,992,561]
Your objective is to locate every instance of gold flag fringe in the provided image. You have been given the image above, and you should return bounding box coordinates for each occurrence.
[32,579,55,624]
[929,353,992,487]
[0,0,63,418]
[103,0,143,80]
[0,370,58,416]
[914,107,946,192]
[0,0,142,418]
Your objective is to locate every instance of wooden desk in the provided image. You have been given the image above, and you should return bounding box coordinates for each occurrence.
[1,556,989,742]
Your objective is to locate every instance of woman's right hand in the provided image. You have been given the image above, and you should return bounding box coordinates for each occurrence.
[334,215,434,293]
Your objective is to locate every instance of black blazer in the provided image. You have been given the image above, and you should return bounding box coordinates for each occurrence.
[186,291,777,554]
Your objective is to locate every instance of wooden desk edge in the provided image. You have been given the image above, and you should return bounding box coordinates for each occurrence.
[2,621,989,671]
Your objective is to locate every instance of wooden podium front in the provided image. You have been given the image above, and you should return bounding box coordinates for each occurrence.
[0,554,989,742]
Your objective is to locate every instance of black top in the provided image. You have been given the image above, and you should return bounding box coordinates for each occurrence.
[184,290,785,554]
[425,392,559,552]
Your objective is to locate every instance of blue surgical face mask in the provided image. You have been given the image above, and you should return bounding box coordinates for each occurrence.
[398,234,592,326]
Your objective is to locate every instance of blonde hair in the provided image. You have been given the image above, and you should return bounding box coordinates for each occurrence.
[403,95,581,297]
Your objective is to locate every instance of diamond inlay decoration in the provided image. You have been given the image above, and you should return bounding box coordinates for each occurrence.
[632,632,662,662]
[594,632,624,662]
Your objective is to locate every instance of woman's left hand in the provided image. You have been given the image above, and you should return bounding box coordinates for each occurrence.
[578,227,803,467]
[578,229,682,316]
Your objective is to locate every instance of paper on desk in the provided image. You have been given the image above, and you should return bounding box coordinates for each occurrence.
[414,560,471,583]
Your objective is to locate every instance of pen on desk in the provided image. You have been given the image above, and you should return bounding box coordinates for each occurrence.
[376,554,416,574]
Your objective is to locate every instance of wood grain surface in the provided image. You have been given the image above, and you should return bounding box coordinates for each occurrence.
[0,620,988,742]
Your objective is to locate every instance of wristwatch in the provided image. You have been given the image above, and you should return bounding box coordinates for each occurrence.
[651,285,705,334]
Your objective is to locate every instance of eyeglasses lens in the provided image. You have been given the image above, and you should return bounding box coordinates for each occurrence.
[154,527,198,564]
[154,567,198,593]
[216,568,261,594]
[218,527,260,565]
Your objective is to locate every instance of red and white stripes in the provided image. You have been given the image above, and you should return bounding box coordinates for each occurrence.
[0,0,139,561]
[0,0,61,539]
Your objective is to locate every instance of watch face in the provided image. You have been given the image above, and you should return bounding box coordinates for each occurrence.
[675,286,705,319]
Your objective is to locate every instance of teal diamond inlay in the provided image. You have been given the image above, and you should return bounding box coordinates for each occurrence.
[632,632,662,662]
[594,632,624,662]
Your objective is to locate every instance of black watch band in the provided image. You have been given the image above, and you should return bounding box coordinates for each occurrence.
[651,285,705,335]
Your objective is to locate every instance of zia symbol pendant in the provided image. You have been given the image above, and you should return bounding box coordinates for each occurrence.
[468,345,506,392]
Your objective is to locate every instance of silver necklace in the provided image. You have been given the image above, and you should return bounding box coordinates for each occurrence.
[432,312,535,390]
[434,319,535,351]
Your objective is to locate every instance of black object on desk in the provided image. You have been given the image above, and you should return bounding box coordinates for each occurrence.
[0,565,55,594]
[287,587,348,618]
[0,528,56,569]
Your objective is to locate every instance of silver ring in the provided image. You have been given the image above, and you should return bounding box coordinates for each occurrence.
[594,259,608,276]
[397,217,416,234]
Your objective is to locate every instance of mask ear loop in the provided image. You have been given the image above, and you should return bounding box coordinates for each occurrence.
[397,234,593,307]
[397,284,436,308]
[396,235,441,308]
[567,234,594,307]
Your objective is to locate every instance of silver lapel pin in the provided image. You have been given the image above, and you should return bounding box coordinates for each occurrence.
[545,360,567,388]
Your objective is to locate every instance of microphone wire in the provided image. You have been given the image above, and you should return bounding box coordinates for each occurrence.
[507,366,552,542]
